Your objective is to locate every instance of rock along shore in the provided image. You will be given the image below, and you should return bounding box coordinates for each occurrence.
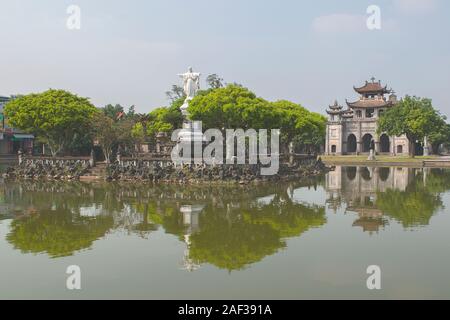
[3,158,330,185]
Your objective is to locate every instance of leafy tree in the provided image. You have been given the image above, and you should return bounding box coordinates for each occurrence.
[165,85,185,103]
[271,100,326,153]
[4,89,97,156]
[91,108,141,162]
[91,112,118,163]
[429,123,450,154]
[206,74,224,89]
[103,104,125,120]
[378,96,447,157]
[132,97,184,148]
[188,85,326,153]
[188,84,276,130]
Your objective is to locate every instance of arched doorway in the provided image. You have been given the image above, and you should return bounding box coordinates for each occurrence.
[397,145,403,154]
[379,167,390,181]
[347,134,357,153]
[362,134,373,153]
[346,167,357,181]
[331,145,337,153]
[360,167,371,181]
[380,134,390,153]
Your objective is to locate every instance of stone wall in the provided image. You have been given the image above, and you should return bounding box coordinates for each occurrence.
[106,155,328,184]
[4,156,92,180]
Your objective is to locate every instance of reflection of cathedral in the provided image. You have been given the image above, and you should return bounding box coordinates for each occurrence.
[325,78,410,155]
[326,166,416,233]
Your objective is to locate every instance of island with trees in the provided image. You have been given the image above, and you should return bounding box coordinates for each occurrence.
[2,75,449,182]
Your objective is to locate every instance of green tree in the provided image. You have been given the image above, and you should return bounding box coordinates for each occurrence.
[91,112,118,163]
[378,96,446,157]
[165,85,185,103]
[188,85,326,153]
[103,104,124,120]
[428,123,450,154]
[188,84,276,130]
[206,74,224,89]
[272,100,326,153]
[4,89,97,156]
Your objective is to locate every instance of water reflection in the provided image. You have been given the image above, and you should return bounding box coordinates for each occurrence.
[0,179,326,271]
[1,167,450,270]
[326,166,450,232]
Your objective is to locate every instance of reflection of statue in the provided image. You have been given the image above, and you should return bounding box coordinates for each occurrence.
[368,139,376,161]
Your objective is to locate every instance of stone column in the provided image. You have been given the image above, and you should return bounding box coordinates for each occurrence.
[375,139,380,154]
[357,121,362,155]
[423,136,430,156]
[18,150,23,165]
[391,137,395,156]
[89,148,95,167]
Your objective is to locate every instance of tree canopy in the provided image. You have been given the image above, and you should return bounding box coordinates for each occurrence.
[91,105,142,162]
[4,89,97,156]
[378,96,448,156]
[187,84,326,152]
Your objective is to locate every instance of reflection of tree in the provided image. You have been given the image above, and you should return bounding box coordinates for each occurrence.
[3,178,327,268]
[243,201,326,238]
[375,171,449,228]
[189,212,283,271]
[187,198,326,271]
[376,189,442,228]
[7,209,113,258]
[422,169,450,194]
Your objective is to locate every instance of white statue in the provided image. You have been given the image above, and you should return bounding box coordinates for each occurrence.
[178,67,201,116]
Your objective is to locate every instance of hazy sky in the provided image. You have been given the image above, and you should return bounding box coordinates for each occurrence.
[1,0,449,116]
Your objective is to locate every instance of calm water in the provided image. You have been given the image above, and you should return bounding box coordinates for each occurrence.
[1,166,450,299]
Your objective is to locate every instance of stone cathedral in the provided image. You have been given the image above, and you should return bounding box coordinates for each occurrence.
[325,78,410,156]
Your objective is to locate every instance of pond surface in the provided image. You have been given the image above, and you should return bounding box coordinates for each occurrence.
[1,166,450,299]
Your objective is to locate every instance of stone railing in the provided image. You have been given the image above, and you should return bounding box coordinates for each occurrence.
[19,155,93,168]
[117,153,173,169]
[116,153,317,168]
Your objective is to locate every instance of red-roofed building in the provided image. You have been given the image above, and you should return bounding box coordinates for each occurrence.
[325,78,410,155]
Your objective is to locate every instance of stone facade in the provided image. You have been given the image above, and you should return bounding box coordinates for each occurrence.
[325,78,410,156]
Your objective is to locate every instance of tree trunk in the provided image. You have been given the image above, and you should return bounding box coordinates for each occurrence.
[410,141,415,158]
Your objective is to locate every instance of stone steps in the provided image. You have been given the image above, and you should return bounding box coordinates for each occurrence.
[81,163,107,179]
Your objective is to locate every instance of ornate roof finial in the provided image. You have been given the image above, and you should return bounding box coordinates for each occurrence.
[371,76,376,83]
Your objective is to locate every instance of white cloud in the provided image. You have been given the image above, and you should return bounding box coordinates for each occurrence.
[312,13,366,34]
[394,0,438,15]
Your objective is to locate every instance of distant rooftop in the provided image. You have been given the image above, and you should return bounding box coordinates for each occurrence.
[353,77,391,95]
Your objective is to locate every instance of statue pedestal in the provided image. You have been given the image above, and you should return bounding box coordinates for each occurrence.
[178,121,204,143]
[368,149,376,161]
[180,100,190,118]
